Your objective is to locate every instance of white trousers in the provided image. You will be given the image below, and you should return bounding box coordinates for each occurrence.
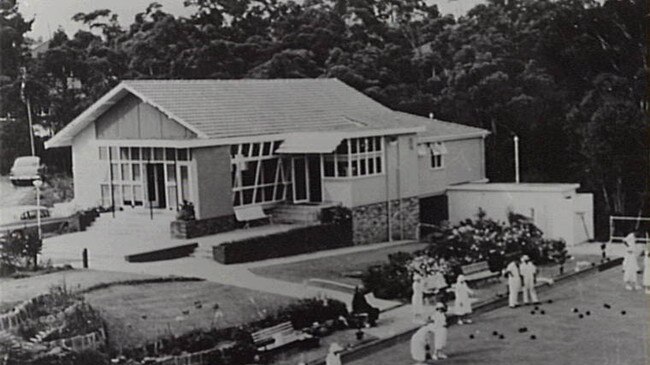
[522,283,538,303]
[508,281,521,307]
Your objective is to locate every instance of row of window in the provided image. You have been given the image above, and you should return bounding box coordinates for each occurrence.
[324,138,384,178]
[99,147,190,162]
[230,141,283,160]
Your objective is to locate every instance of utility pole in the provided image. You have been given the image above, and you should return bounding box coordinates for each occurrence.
[513,135,520,183]
[20,67,36,156]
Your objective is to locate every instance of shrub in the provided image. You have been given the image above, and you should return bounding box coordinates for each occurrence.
[213,223,352,264]
[364,210,571,300]
[362,253,414,300]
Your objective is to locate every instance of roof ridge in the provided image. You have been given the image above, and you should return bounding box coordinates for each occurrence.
[395,111,486,131]
[123,78,339,83]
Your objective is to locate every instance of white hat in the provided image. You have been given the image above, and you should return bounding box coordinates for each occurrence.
[457,274,466,283]
[521,255,530,261]
[435,302,446,310]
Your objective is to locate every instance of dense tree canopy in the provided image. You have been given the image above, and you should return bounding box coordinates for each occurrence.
[1,0,647,237]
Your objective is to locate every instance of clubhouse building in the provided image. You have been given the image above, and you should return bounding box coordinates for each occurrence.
[46,79,490,244]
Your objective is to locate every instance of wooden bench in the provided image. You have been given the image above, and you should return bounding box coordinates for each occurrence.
[461,261,500,286]
[234,206,270,228]
[251,321,313,352]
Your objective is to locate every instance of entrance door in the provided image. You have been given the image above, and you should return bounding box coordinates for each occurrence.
[146,163,167,208]
[292,157,309,203]
[307,155,322,203]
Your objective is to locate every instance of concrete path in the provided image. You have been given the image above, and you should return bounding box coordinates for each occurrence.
[39,211,406,311]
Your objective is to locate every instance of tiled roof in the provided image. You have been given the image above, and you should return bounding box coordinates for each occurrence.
[46,78,489,148]
[122,79,487,140]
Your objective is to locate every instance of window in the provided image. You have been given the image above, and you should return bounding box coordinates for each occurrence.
[429,142,447,169]
[230,140,290,207]
[323,137,384,178]
[99,146,191,209]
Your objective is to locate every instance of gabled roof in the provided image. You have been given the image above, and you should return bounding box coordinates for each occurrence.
[46,78,488,148]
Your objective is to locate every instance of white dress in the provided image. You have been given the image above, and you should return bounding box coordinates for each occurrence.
[410,324,433,361]
[412,277,424,316]
[325,352,341,365]
[643,250,650,287]
[623,249,639,283]
[431,311,447,350]
[453,282,473,316]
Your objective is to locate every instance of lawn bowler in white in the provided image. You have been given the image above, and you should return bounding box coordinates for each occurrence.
[453,275,474,324]
[643,242,650,294]
[431,302,448,360]
[412,273,425,320]
[409,318,435,364]
[520,255,540,304]
[622,232,640,290]
[326,342,343,365]
[503,258,522,308]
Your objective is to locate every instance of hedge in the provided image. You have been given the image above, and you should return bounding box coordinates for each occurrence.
[213,206,352,264]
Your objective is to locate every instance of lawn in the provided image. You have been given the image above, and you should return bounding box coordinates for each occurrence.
[83,280,295,348]
[0,269,157,308]
[349,266,648,365]
[250,242,429,288]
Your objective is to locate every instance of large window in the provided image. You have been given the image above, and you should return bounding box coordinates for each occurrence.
[323,137,383,178]
[99,146,191,209]
[230,141,291,207]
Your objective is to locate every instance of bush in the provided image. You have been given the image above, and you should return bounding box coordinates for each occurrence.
[364,210,571,300]
[362,253,414,300]
[213,222,352,264]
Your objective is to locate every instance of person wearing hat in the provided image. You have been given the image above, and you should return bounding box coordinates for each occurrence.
[453,274,474,324]
[325,343,343,365]
[410,317,435,364]
[431,302,449,360]
[503,257,522,308]
[520,255,539,304]
[623,231,640,290]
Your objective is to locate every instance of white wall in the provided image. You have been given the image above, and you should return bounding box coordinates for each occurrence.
[71,123,103,209]
[418,137,486,197]
[448,188,592,245]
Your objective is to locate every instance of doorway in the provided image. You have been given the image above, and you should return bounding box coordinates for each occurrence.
[307,155,322,203]
[146,163,166,208]
[292,157,309,203]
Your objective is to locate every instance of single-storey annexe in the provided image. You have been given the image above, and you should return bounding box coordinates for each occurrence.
[46,79,489,245]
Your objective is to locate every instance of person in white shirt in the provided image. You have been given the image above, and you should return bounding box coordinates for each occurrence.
[623,232,640,290]
[503,258,522,308]
[453,275,474,324]
[412,273,425,320]
[410,318,434,364]
[431,302,449,360]
[520,255,539,304]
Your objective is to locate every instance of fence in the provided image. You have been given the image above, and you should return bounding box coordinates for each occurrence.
[41,328,106,351]
[609,216,650,243]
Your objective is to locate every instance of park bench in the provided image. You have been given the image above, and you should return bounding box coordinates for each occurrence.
[461,261,500,286]
[234,206,270,228]
[251,321,314,352]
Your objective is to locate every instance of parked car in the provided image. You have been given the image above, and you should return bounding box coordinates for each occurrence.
[9,156,45,186]
[0,205,72,239]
